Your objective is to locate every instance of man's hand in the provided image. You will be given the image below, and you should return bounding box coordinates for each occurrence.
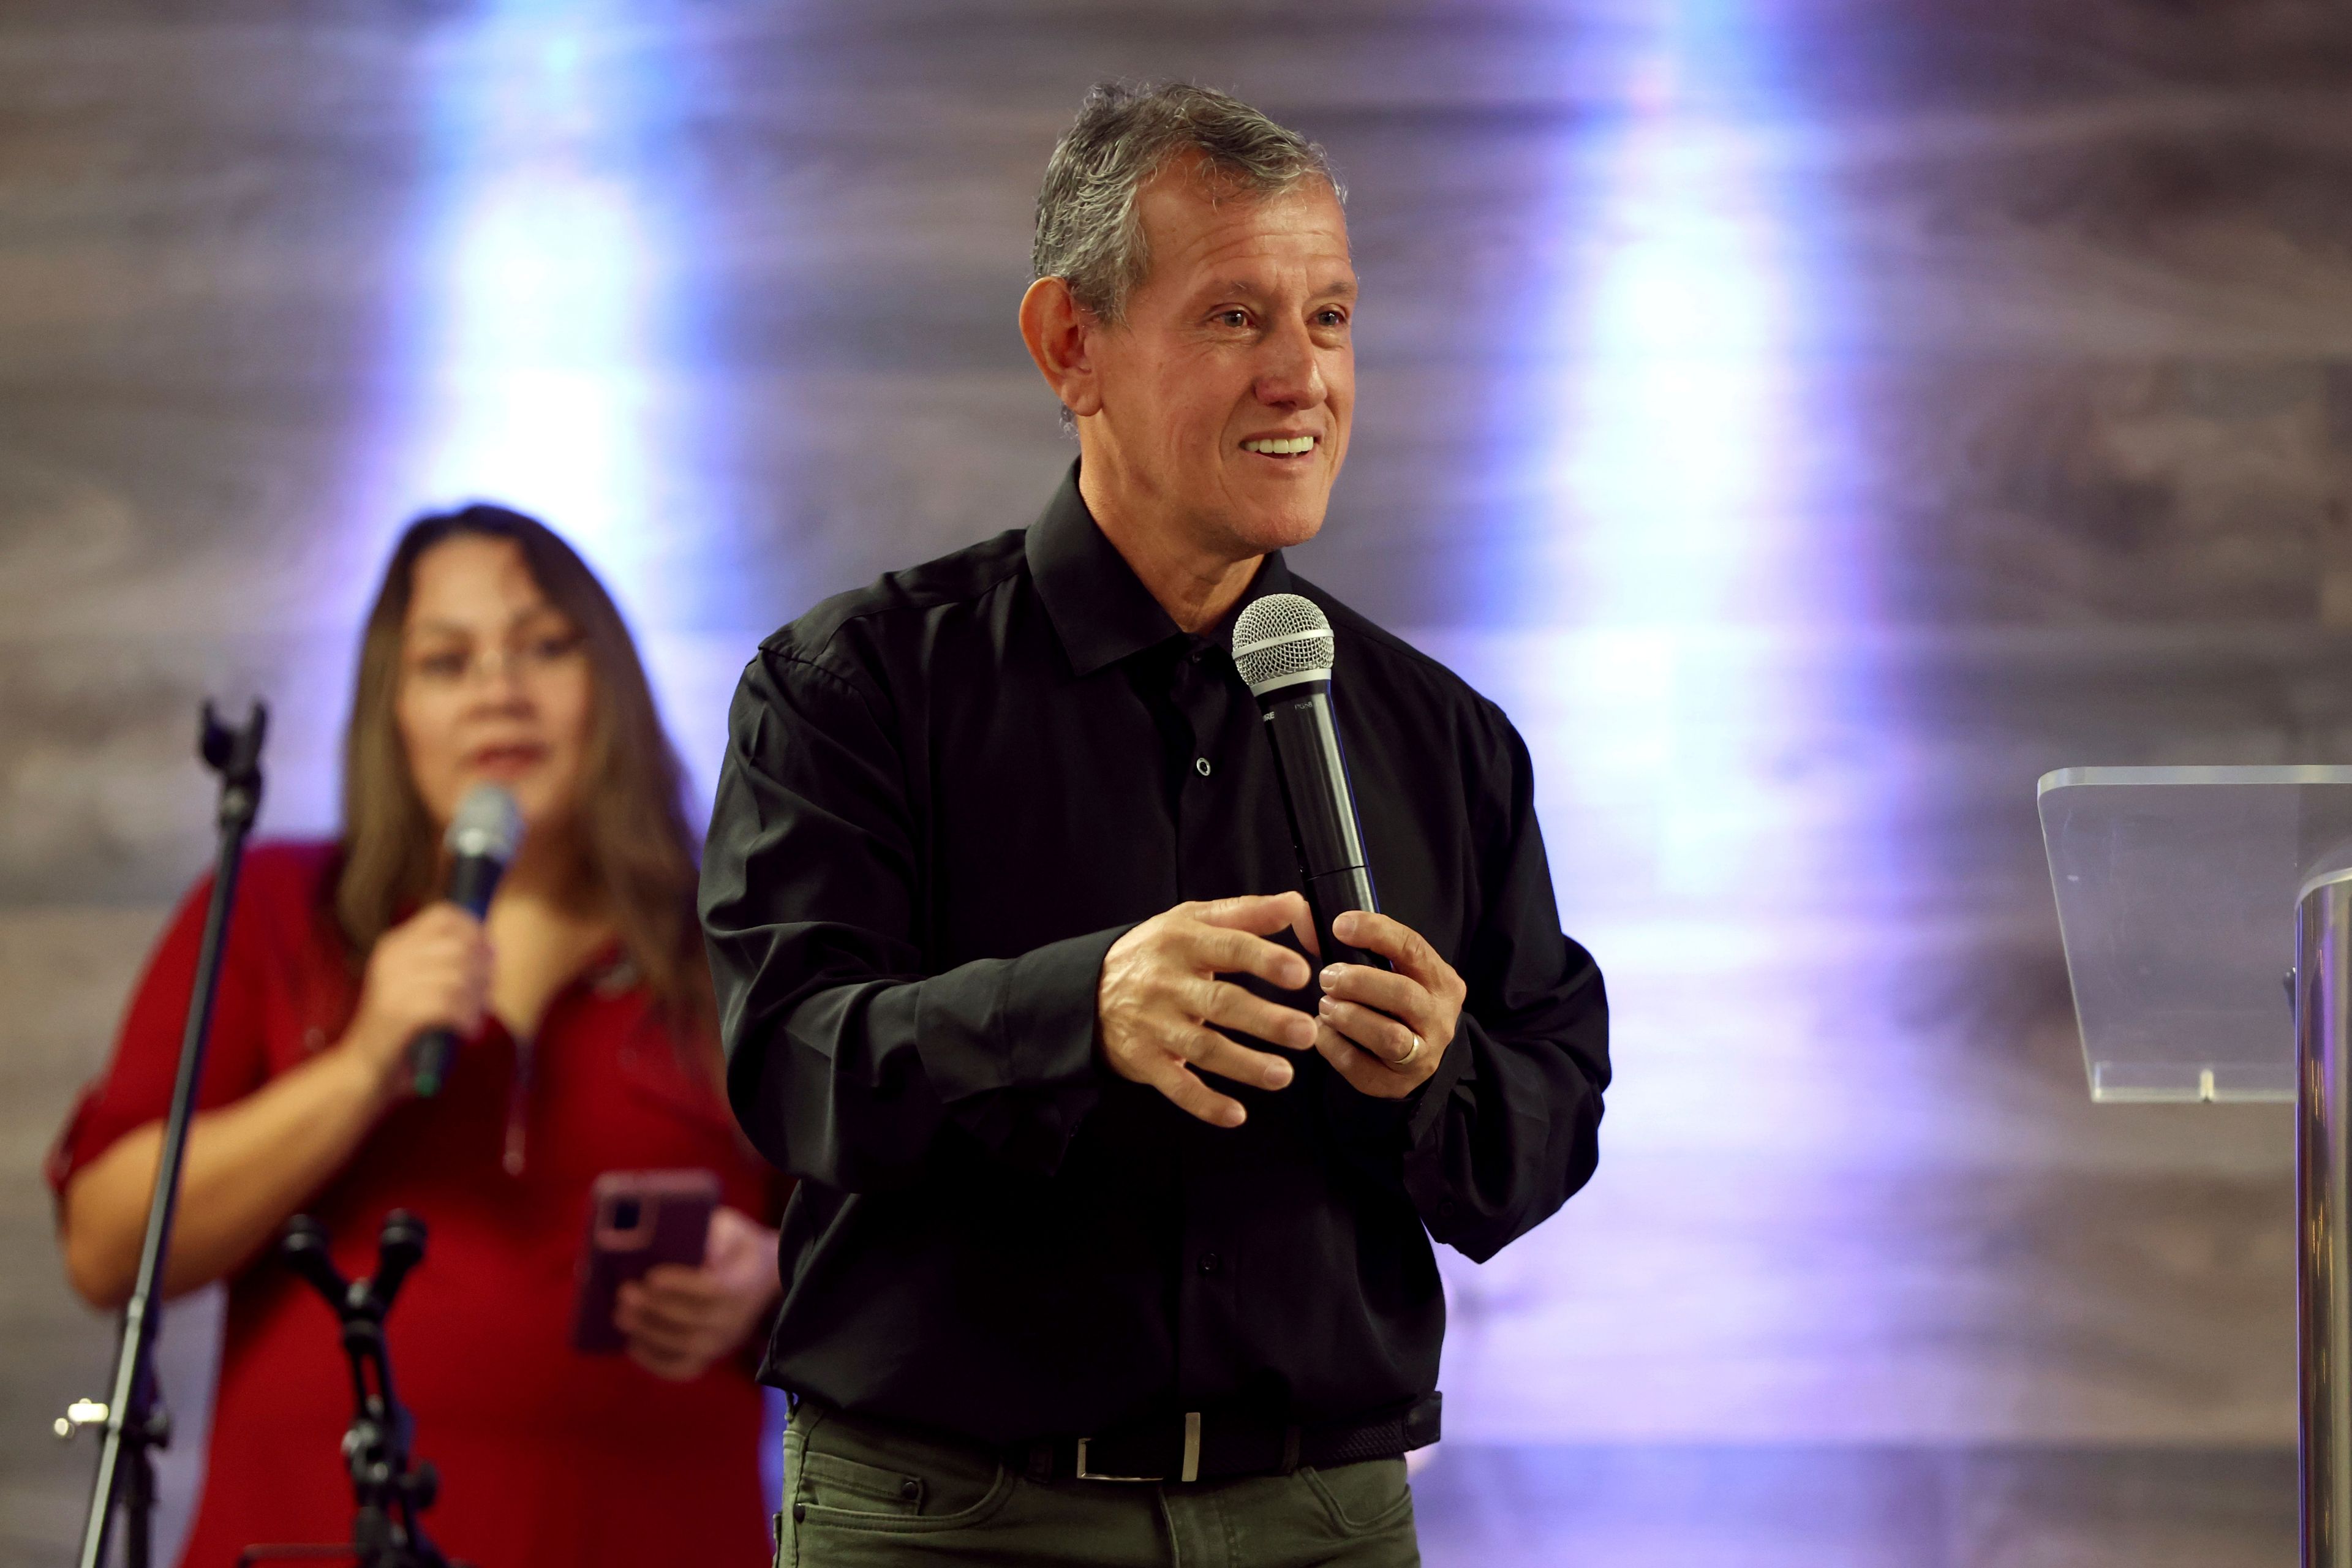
[1316,910,1467,1099]
[1098,893,1322,1128]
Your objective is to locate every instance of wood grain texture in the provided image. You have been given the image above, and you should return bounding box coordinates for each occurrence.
[2,0,2344,1561]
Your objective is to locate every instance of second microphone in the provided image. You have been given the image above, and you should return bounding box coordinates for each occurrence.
[409,781,524,1097]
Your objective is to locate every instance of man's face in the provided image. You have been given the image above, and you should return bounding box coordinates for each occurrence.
[1082,162,1356,559]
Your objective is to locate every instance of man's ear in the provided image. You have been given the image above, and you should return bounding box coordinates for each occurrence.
[1019,276,1105,420]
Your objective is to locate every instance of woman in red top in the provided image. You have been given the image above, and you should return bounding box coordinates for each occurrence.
[51,505,781,1567]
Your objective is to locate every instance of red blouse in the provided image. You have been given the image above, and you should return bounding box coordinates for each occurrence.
[50,842,777,1568]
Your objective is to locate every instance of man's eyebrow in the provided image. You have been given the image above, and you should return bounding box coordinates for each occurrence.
[1200,277,1272,302]
[1194,274,1361,304]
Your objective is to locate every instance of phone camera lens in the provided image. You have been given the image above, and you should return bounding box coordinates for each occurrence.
[611,1197,643,1230]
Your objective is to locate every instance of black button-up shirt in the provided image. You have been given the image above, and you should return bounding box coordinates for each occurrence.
[701,465,1609,1446]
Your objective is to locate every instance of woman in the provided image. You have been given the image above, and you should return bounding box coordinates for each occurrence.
[51,505,782,1567]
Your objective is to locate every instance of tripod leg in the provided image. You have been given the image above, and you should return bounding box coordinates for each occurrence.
[123,1438,154,1568]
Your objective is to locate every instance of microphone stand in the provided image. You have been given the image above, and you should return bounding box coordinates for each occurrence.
[235,1212,462,1568]
[63,701,267,1568]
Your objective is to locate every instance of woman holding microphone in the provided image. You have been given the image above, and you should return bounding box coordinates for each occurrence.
[50,505,780,1566]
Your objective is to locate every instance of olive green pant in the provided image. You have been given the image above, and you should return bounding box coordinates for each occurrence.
[775,1401,1422,1567]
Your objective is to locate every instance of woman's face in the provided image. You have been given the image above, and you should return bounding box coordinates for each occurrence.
[395,535,595,838]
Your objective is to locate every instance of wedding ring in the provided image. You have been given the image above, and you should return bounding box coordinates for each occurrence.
[1392,1035,1423,1068]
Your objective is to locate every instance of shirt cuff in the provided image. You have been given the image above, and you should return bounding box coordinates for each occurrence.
[1319,1018,1474,1162]
[910,924,1134,1174]
[1403,1023,1475,1148]
[1001,924,1133,1092]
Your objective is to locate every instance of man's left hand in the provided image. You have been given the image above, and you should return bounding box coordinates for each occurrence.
[1314,910,1466,1099]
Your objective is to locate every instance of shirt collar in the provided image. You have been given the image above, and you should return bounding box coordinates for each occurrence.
[1026,460,1297,678]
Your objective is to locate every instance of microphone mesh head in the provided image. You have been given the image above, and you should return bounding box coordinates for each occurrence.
[1232,594,1336,696]
[444,782,524,861]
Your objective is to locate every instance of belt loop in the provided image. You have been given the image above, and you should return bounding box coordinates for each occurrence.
[1280,1424,1301,1474]
[1180,1412,1202,1483]
[1027,1441,1055,1484]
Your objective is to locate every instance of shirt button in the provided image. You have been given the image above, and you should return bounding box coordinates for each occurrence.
[1194,756,1212,777]
[1199,1253,1221,1275]
[899,1479,921,1501]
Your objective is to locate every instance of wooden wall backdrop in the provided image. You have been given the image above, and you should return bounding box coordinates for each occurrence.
[7,2,2351,1562]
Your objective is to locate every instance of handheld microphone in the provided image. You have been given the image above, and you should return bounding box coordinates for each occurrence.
[409,782,523,1097]
[1232,594,1389,972]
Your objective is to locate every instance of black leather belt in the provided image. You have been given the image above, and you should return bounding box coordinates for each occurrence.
[1011,1393,1441,1485]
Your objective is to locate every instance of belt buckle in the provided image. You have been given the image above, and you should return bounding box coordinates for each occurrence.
[1075,1412,1202,1483]
[1073,1438,1159,1483]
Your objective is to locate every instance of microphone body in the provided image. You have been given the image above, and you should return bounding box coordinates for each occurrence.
[410,783,522,1097]
[1232,594,1390,973]
[1258,679,1388,970]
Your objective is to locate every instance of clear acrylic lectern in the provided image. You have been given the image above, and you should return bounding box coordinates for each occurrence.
[2041,765,2352,1566]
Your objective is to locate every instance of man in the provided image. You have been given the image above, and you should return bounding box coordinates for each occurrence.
[702,81,1609,1567]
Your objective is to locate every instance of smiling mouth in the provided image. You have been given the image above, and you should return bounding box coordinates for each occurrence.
[1241,435,1318,459]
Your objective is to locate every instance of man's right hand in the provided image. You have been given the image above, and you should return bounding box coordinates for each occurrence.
[1097,892,1322,1128]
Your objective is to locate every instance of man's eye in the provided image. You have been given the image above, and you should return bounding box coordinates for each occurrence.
[1215,309,1250,328]
[1315,309,1349,328]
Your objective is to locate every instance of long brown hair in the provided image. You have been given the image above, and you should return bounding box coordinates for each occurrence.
[336,503,710,1033]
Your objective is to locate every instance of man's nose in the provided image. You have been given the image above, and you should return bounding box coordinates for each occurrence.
[1253,318,1327,410]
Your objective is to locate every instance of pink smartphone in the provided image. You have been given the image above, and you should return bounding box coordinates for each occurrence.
[568,1168,719,1355]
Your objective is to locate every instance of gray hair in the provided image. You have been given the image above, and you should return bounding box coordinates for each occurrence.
[1033,81,1344,326]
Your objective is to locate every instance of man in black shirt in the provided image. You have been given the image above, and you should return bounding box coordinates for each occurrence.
[702,81,1609,1568]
